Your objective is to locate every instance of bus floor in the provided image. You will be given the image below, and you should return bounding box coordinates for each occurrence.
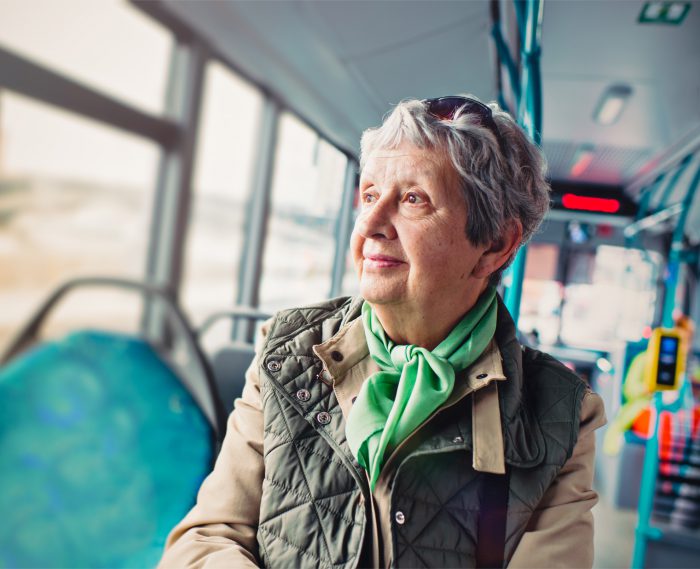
[593,491,638,568]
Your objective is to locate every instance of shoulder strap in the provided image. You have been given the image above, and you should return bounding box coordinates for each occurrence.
[475,468,510,568]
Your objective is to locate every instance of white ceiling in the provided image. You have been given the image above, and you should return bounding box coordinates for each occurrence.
[152,0,496,155]
[147,0,700,194]
[540,0,700,189]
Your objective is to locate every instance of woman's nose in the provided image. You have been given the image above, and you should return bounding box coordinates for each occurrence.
[356,198,397,240]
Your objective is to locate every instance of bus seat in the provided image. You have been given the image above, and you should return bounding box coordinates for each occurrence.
[211,341,256,413]
[196,308,271,414]
[0,329,214,568]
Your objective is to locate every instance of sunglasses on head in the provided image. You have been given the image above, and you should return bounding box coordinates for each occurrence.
[422,96,506,154]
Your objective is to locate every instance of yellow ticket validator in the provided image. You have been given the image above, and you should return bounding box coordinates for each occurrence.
[644,327,685,392]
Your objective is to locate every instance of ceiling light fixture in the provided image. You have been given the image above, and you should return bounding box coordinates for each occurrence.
[593,84,633,125]
[639,2,691,25]
[570,143,596,177]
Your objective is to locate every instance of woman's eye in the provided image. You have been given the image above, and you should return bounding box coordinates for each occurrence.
[404,192,423,204]
[362,192,377,204]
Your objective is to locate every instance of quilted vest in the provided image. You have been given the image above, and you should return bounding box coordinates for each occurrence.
[256,296,588,568]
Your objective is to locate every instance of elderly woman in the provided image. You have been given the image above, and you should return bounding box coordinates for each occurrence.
[160,96,606,568]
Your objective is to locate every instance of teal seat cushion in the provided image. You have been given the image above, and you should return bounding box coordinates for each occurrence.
[0,330,214,568]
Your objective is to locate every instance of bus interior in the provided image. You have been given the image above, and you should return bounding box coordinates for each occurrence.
[0,1,699,567]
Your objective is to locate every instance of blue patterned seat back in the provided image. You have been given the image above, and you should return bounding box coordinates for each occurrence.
[0,330,214,568]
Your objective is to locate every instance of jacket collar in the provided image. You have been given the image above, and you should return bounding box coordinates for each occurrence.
[312,296,544,472]
[264,294,545,473]
[313,309,507,402]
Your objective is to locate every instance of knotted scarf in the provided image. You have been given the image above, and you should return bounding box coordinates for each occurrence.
[346,287,498,489]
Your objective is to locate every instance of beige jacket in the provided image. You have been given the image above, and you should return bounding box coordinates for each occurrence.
[160,316,606,568]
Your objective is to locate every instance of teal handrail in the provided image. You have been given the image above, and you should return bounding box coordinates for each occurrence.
[491,23,521,102]
[503,0,543,325]
[631,156,699,568]
[655,154,693,216]
[625,174,665,249]
[661,159,700,328]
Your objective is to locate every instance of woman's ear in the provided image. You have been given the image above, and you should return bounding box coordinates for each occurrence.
[472,220,523,279]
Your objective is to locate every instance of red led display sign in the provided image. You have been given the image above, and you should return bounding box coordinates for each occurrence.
[550,182,637,218]
[561,193,621,213]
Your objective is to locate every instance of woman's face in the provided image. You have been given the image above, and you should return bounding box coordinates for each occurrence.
[351,142,490,314]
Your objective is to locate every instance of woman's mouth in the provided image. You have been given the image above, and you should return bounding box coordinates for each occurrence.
[364,254,405,269]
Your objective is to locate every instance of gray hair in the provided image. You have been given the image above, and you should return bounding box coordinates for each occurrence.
[359,96,550,286]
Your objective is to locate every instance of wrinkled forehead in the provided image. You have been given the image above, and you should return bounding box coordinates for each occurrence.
[360,143,453,182]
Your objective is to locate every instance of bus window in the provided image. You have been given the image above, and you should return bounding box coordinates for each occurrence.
[0,91,159,351]
[560,245,660,349]
[518,243,562,346]
[0,0,171,115]
[259,113,346,311]
[342,239,360,296]
[180,60,262,350]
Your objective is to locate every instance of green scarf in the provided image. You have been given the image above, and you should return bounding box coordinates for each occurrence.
[346,287,498,490]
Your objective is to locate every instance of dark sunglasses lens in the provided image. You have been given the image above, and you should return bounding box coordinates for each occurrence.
[427,97,466,120]
[427,97,492,125]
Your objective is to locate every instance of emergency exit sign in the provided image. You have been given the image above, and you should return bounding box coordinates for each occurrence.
[639,2,691,25]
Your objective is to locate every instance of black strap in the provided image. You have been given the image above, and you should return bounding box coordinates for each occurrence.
[475,468,511,568]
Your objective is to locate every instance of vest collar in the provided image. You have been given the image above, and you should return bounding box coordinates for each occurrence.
[494,295,546,467]
[315,319,508,474]
[262,294,545,473]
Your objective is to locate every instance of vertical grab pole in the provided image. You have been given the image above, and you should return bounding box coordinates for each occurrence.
[632,157,699,568]
[503,0,543,326]
[631,392,664,569]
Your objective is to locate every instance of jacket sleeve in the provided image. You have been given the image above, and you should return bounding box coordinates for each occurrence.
[507,390,607,569]
[158,320,273,569]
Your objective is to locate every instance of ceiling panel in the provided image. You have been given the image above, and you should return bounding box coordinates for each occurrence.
[544,140,652,185]
[540,0,700,186]
[345,16,495,105]
[147,0,700,191]
[157,0,494,156]
[305,0,486,59]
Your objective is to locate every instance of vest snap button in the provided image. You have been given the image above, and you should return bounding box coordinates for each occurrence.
[395,510,406,525]
[331,350,344,362]
[316,411,332,425]
[296,389,311,402]
[452,436,464,443]
[476,373,488,380]
[267,360,281,372]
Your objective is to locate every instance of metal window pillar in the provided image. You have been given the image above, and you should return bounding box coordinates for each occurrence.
[144,39,206,338]
[0,46,179,146]
[234,96,280,342]
[330,158,358,298]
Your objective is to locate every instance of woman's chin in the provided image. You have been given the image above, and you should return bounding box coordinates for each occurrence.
[359,279,405,305]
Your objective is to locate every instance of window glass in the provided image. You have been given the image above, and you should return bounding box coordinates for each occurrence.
[341,194,361,296]
[181,61,262,352]
[0,0,171,114]
[0,91,158,352]
[259,113,346,311]
[517,243,562,346]
[342,244,360,297]
[560,245,661,349]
